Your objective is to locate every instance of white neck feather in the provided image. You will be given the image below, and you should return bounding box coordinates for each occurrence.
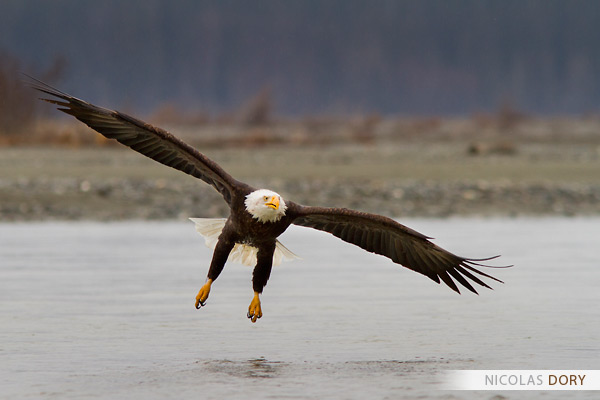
[244,189,287,223]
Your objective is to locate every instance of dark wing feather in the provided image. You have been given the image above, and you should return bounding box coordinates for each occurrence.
[27,76,240,205]
[292,205,508,294]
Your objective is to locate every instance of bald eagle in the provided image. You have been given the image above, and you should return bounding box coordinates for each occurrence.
[29,77,508,323]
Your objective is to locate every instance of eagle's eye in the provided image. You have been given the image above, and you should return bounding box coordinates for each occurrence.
[263,196,269,201]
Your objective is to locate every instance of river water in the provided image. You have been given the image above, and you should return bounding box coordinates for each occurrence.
[1,218,598,399]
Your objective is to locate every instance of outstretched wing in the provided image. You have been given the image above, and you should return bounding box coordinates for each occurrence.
[28,76,240,205]
[292,206,508,294]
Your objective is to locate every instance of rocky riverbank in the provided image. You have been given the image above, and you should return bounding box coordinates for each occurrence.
[3,174,600,221]
[1,135,599,221]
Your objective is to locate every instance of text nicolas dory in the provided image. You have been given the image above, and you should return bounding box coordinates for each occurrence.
[486,374,586,387]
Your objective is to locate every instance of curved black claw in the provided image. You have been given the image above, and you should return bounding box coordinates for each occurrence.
[247,312,261,320]
[196,300,206,309]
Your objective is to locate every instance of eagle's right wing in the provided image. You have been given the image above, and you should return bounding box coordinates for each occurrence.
[28,76,241,205]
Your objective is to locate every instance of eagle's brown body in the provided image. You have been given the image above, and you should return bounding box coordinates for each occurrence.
[207,183,294,294]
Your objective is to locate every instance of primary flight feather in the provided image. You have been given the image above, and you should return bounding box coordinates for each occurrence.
[29,77,509,323]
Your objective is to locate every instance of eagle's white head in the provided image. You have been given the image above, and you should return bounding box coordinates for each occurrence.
[245,189,287,223]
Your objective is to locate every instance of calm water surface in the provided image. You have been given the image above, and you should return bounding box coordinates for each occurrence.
[1,218,599,399]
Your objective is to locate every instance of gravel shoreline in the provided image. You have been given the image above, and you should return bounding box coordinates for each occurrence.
[3,175,599,221]
[2,140,599,221]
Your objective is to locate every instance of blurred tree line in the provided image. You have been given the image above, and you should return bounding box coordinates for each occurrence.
[0,49,65,138]
[1,0,600,116]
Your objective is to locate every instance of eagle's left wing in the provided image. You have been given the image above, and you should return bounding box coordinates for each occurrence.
[27,76,241,205]
[291,205,507,294]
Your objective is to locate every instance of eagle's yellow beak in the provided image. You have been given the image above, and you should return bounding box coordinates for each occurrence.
[265,195,279,210]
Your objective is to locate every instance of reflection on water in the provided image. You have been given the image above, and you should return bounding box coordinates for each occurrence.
[1,218,599,399]
[200,358,285,379]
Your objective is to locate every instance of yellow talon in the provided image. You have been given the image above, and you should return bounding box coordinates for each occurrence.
[195,279,212,309]
[247,292,262,323]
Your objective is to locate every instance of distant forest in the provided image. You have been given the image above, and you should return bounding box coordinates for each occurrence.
[2,0,600,116]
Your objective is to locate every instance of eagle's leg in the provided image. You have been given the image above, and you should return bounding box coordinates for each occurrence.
[247,242,275,323]
[247,292,262,323]
[195,236,234,309]
[195,279,212,308]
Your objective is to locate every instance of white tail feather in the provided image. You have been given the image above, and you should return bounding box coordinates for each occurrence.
[189,218,300,266]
